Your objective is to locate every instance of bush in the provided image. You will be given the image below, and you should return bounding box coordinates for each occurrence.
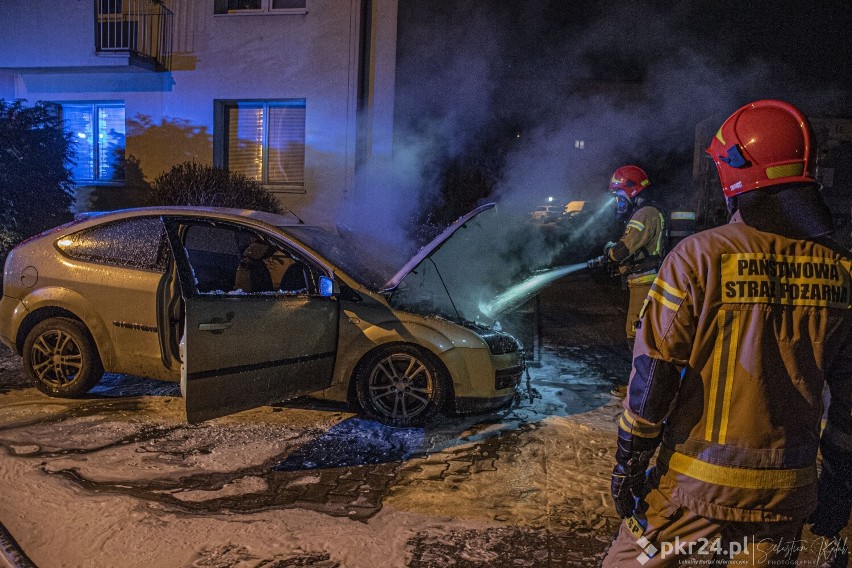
[0,99,75,261]
[148,162,284,214]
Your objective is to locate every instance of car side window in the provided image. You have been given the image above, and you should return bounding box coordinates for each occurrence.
[182,223,315,296]
[57,217,168,271]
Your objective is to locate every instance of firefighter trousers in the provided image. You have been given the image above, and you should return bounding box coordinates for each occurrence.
[626,279,652,341]
[601,487,805,567]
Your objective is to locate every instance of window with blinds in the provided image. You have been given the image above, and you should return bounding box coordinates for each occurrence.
[223,100,305,188]
[60,103,126,183]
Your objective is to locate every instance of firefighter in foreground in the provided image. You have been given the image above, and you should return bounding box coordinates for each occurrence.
[602,100,852,567]
[588,165,666,396]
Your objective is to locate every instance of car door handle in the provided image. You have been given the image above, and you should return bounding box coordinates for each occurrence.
[198,322,233,331]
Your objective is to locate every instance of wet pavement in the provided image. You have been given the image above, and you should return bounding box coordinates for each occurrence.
[0,346,625,566]
[1,273,846,567]
[0,273,631,567]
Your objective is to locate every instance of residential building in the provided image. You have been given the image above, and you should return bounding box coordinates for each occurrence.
[0,0,398,224]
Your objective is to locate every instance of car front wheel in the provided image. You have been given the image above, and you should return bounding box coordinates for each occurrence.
[23,317,104,398]
[355,345,448,427]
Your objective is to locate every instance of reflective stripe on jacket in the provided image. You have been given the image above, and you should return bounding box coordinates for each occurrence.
[625,216,852,522]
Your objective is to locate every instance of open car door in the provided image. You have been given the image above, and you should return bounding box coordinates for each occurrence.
[165,217,339,423]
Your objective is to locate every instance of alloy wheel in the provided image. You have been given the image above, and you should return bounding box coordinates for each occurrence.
[29,329,84,388]
[368,353,435,421]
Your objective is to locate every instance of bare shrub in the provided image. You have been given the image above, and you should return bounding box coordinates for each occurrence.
[148,162,284,214]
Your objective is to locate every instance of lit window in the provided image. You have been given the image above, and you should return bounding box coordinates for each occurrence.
[60,102,126,183]
[218,100,306,189]
[213,0,306,15]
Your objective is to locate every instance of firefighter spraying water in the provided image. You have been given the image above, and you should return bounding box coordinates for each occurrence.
[582,166,668,398]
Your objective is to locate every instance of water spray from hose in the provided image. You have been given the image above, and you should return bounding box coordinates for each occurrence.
[478,262,589,319]
[573,196,615,236]
[475,196,618,321]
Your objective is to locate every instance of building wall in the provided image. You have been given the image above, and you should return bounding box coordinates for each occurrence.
[0,0,398,225]
[0,2,101,69]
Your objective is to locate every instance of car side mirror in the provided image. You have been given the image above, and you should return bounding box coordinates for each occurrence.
[318,275,336,297]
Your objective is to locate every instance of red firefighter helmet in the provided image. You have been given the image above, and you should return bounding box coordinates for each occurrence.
[705,99,816,198]
[609,165,651,199]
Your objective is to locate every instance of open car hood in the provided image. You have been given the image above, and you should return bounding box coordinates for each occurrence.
[383,204,508,323]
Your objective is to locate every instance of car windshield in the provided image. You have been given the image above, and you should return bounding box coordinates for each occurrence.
[277,225,397,291]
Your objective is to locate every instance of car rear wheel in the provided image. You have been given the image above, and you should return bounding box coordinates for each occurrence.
[355,345,448,427]
[23,318,104,398]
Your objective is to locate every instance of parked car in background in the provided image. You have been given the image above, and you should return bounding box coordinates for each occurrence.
[0,206,523,426]
[530,204,561,223]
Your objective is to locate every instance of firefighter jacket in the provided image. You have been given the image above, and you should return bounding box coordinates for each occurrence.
[620,215,852,522]
[606,203,666,285]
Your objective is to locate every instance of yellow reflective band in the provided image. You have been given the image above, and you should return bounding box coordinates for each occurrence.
[665,451,817,489]
[640,179,650,187]
[638,297,650,320]
[715,127,725,145]
[627,220,646,231]
[718,311,740,444]
[628,274,656,286]
[706,313,726,441]
[653,278,687,301]
[766,163,804,179]
[619,413,661,438]
[654,211,666,256]
[648,289,680,312]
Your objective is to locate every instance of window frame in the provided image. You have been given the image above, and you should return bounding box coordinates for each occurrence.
[177,220,321,297]
[214,98,307,194]
[213,0,307,16]
[57,101,126,185]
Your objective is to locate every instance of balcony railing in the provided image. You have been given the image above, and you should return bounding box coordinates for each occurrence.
[95,0,173,70]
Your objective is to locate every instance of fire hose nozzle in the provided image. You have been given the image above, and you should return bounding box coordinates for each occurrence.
[587,255,607,269]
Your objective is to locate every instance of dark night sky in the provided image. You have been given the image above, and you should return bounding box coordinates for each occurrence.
[392,0,852,215]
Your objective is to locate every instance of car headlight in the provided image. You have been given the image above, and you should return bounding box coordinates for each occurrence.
[478,330,521,355]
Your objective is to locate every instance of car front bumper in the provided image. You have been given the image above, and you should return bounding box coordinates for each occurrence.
[439,347,523,401]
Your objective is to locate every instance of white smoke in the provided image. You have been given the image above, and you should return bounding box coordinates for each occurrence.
[338,0,852,310]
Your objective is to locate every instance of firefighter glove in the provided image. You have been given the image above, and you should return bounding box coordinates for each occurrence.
[610,431,657,518]
[610,463,644,518]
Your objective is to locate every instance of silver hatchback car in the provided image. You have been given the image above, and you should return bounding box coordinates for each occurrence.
[0,206,523,425]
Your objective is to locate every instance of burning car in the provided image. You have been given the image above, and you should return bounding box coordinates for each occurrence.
[0,206,523,426]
